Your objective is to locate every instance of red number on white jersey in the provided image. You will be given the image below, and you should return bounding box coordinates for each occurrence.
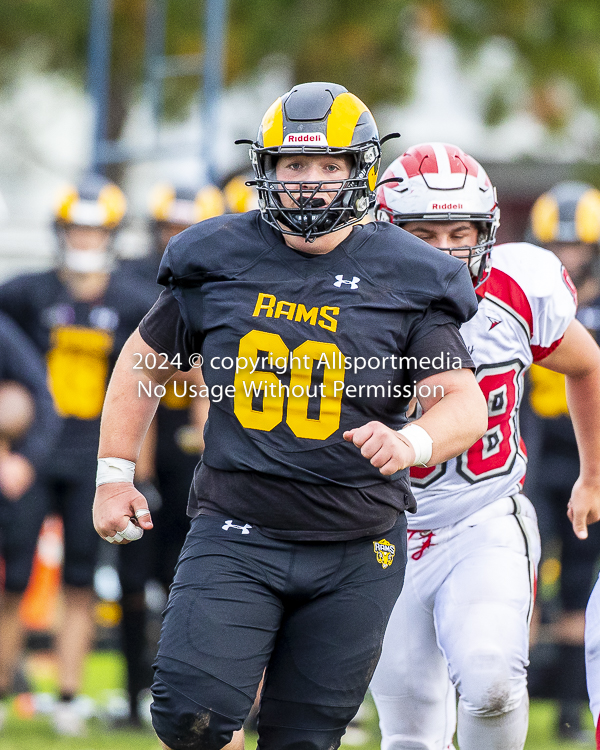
[410,462,446,488]
[457,359,524,483]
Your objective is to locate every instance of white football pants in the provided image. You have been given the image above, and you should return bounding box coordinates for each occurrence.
[585,571,600,744]
[370,495,540,750]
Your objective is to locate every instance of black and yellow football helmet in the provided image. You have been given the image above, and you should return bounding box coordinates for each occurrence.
[246,82,381,239]
[149,183,225,227]
[54,174,126,229]
[148,183,225,254]
[530,181,600,245]
[53,174,127,272]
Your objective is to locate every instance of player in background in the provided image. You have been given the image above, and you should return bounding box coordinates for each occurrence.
[370,143,600,750]
[0,175,157,736]
[526,182,600,739]
[123,182,225,286]
[0,312,61,729]
[116,183,219,725]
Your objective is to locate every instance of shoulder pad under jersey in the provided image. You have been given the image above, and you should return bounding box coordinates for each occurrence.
[354,222,478,323]
[158,211,272,286]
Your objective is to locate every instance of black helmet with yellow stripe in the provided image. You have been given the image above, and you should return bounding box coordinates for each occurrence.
[148,182,226,254]
[150,183,225,226]
[247,82,381,239]
[530,181,600,245]
[54,173,126,229]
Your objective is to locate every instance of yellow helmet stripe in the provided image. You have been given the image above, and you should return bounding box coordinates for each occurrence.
[224,175,255,213]
[99,184,127,227]
[262,98,284,148]
[194,185,225,221]
[575,188,600,243]
[150,184,176,222]
[530,193,559,243]
[326,92,369,148]
[55,185,79,223]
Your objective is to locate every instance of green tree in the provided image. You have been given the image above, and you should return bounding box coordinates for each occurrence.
[2,0,600,148]
[439,0,600,128]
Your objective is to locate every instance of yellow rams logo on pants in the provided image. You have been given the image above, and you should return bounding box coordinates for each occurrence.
[373,539,396,569]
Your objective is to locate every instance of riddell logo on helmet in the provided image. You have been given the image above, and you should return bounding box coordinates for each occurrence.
[430,203,464,210]
[283,132,328,146]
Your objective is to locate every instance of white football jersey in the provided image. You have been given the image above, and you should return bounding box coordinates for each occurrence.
[409,242,577,530]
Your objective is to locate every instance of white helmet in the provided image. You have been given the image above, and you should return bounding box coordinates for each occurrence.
[376,142,500,287]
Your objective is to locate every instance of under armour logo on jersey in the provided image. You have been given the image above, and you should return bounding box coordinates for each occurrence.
[222,520,252,534]
[334,275,360,289]
[487,316,501,330]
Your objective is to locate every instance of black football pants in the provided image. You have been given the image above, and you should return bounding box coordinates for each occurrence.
[151,512,407,750]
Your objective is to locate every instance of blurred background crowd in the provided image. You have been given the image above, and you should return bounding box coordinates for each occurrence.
[2,0,600,747]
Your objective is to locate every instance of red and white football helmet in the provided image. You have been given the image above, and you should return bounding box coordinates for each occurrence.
[376,143,500,287]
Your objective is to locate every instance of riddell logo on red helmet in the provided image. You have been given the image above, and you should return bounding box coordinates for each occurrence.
[430,203,464,210]
[283,132,328,146]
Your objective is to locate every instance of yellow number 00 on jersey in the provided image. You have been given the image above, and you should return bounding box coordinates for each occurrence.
[233,330,345,440]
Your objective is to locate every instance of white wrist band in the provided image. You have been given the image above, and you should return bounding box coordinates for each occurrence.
[96,457,136,487]
[398,424,433,467]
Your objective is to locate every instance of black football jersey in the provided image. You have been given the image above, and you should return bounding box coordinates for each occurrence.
[139,212,477,539]
[0,269,156,474]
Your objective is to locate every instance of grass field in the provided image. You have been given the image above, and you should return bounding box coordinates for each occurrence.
[0,651,595,749]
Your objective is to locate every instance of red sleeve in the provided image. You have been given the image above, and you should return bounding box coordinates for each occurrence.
[530,336,564,363]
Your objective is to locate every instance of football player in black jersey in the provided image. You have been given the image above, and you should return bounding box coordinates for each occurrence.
[117,182,219,725]
[93,82,488,750]
[0,175,157,736]
[0,312,60,730]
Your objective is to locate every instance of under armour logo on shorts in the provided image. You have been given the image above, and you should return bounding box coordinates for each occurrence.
[222,520,252,534]
[333,275,360,289]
